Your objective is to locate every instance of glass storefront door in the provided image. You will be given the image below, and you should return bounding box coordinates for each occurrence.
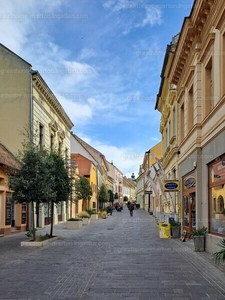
[183,192,196,231]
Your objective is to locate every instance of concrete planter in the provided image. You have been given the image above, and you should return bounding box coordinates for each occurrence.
[91,214,98,221]
[193,236,205,252]
[82,218,90,225]
[21,236,59,247]
[66,220,82,230]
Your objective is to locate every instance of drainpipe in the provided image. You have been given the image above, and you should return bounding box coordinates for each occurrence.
[30,70,37,142]
[29,70,38,229]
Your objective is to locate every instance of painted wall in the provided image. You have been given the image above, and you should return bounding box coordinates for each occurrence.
[0,44,31,154]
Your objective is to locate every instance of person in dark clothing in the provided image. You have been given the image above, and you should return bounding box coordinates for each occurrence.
[128,203,134,216]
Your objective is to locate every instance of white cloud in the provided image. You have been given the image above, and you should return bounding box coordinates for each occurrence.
[103,0,162,34]
[103,0,131,11]
[136,7,162,28]
[77,48,97,61]
[57,96,92,127]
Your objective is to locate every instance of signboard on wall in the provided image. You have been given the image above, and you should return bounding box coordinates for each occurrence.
[163,180,180,192]
[183,176,196,190]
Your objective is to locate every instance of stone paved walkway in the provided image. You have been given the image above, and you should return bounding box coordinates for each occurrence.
[0,209,225,299]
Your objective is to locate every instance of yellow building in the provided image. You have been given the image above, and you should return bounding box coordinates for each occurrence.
[0,44,74,228]
[155,35,180,221]
[0,142,23,236]
[70,153,98,214]
[167,0,225,253]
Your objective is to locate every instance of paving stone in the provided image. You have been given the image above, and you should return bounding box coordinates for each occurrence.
[0,209,225,299]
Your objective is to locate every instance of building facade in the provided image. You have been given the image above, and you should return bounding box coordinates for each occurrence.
[144,142,162,213]
[0,143,23,235]
[107,162,123,203]
[71,153,98,212]
[0,44,74,228]
[156,0,225,252]
[155,35,180,222]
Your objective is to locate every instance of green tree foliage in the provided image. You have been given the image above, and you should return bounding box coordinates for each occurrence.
[123,195,129,202]
[108,189,114,203]
[98,184,109,209]
[47,152,71,237]
[74,176,92,210]
[9,145,55,240]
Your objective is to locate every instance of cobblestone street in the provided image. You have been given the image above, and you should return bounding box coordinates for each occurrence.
[1,209,225,300]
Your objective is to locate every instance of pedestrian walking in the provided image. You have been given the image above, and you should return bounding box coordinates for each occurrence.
[128,202,134,216]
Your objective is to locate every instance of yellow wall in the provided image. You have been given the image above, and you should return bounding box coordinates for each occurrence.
[0,45,31,153]
[148,142,162,167]
[89,163,97,210]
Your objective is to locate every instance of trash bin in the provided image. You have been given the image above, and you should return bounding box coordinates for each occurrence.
[158,222,171,238]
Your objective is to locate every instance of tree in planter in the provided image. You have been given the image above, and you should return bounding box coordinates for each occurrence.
[47,152,71,237]
[123,196,129,203]
[98,184,109,209]
[74,176,92,211]
[108,189,114,204]
[9,144,55,241]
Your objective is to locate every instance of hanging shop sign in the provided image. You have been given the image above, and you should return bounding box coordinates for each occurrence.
[163,180,180,192]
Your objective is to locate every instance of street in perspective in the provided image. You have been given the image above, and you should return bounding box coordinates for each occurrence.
[1,208,225,300]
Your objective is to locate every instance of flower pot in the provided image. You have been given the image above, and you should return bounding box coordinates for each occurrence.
[82,218,90,225]
[66,220,82,230]
[91,214,98,221]
[171,227,181,238]
[193,236,205,252]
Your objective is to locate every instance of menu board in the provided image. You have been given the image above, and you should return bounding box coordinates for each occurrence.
[5,196,11,226]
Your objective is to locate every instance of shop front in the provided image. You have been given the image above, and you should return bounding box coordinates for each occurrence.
[182,172,196,234]
[0,148,27,236]
[0,190,27,236]
[208,155,225,235]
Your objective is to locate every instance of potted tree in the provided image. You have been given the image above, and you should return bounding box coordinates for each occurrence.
[77,211,90,225]
[213,239,225,264]
[169,220,181,238]
[66,218,83,229]
[189,226,207,252]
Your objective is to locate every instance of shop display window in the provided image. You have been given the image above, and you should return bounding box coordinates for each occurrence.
[209,156,225,234]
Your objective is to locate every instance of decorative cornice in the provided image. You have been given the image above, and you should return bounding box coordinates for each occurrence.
[171,0,216,85]
[32,73,74,130]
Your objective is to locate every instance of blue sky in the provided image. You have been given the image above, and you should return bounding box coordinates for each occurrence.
[0,0,194,177]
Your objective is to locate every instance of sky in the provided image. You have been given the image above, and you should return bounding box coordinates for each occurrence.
[0,0,194,178]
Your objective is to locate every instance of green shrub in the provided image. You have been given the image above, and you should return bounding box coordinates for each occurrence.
[86,209,94,215]
[169,220,181,228]
[189,226,207,237]
[26,228,37,238]
[33,234,51,242]
[77,211,90,218]
[213,239,225,264]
